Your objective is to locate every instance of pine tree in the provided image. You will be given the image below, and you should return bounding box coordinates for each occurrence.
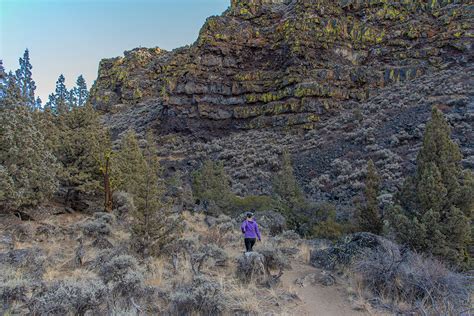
[75,75,89,106]
[358,160,383,234]
[54,74,68,114]
[35,97,42,110]
[44,93,56,111]
[390,107,473,268]
[68,88,78,108]
[15,49,36,109]
[0,107,58,210]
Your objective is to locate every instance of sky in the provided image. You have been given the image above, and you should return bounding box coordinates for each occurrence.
[0,0,229,102]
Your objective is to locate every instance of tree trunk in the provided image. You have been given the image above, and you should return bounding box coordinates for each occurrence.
[103,155,113,212]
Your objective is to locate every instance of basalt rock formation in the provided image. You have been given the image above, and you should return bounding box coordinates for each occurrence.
[90,0,473,211]
[91,0,472,131]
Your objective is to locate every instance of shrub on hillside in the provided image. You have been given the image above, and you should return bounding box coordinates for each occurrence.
[258,243,290,273]
[112,191,135,219]
[0,278,29,311]
[81,218,111,237]
[169,275,227,315]
[354,247,471,314]
[98,255,144,301]
[28,278,106,315]
[190,244,228,274]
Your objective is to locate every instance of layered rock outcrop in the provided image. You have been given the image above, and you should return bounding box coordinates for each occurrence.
[90,0,473,132]
[91,0,473,211]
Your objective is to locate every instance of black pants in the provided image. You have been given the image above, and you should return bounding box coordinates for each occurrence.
[244,238,256,252]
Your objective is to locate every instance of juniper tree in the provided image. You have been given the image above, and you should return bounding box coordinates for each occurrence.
[273,151,305,209]
[0,107,58,210]
[192,159,234,214]
[358,160,383,234]
[273,150,308,232]
[115,129,147,195]
[57,104,110,198]
[15,49,36,109]
[390,107,473,268]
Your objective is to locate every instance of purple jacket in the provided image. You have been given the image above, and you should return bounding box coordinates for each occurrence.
[241,220,261,240]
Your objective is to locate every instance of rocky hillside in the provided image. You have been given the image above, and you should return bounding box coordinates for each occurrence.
[90,0,473,211]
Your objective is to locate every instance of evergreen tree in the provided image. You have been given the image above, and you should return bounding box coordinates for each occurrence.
[273,150,308,232]
[128,130,182,257]
[192,159,234,214]
[390,107,473,268]
[35,97,42,110]
[75,75,89,106]
[44,93,56,111]
[0,107,58,210]
[115,129,147,195]
[273,151,305,209]
[358,160,383,234]
[57,104,110,197]
[15,49,36,109]
[0,72,22,109]
[68,88,78,108]
[0,60,6,100]
[54,74,68,114]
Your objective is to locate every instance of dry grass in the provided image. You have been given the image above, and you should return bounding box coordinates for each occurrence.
[296,243,311,264]
[145,257,166,287]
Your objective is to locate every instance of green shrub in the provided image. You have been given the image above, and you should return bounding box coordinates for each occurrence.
[192,160,279,216]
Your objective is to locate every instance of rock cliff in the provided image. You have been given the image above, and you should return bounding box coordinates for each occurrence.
[90,0,473,211]
[91,0,472,131]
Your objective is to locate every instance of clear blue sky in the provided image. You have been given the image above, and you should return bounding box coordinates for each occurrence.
[0,0,229,101]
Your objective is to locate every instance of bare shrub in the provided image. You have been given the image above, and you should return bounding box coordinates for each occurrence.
[190,244,228,274]
[169,275,227,315]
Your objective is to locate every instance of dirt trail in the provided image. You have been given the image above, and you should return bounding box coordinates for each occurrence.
[281,263,369,316]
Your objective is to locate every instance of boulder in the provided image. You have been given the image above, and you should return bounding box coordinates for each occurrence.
[310,232,398,271]
[236,252,268,284]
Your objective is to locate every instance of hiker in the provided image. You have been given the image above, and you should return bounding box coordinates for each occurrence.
[241,211,261,252]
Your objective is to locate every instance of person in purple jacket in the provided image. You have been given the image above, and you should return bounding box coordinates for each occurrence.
[241,211,261,252]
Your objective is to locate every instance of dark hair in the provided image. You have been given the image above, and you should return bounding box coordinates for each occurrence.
[246,212,254,218]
